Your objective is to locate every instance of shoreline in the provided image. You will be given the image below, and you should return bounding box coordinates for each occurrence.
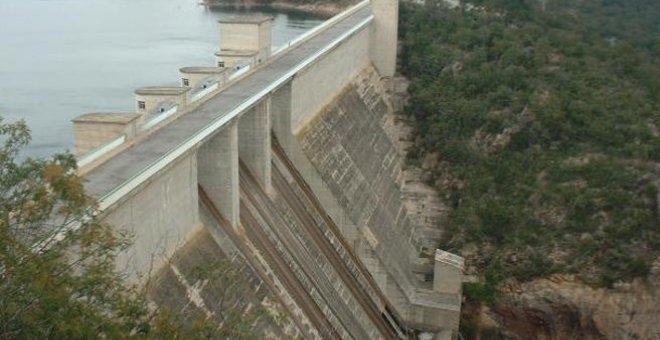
[200,0,347,16]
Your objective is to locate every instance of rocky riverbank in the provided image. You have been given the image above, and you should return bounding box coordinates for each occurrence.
[464,260,660,339]
[201,0,347,16]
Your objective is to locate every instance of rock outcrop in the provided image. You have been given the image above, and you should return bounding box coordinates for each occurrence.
[491,261,660,339]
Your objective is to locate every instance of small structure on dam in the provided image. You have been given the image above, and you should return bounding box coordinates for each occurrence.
[179,66,228,88]
[72,112,139,156]
[134,86,189,117]
[71,15,273,159]
[71,1,465,338]
[215,15,272,69]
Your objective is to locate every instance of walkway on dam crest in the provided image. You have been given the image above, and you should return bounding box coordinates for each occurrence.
[83,4,374,203]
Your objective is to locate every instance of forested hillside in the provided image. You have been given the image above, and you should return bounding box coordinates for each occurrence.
[399,0,659,314]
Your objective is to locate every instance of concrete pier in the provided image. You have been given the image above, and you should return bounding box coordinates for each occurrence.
[198,122,239,227]
[217,15,272,68]
[370,0,399,78]
[271,83,293,149]
[239,98,272,193]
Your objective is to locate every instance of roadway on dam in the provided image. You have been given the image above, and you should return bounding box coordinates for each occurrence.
[83,3,373,202]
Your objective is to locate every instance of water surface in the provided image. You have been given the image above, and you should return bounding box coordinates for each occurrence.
[0,0,324,157]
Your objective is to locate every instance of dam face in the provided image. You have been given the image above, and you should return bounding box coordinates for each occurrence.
[298,67,460,329]
[136,66,461,339]
[73,1,463,338]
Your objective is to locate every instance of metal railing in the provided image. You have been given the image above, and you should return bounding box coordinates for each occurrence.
[228,64,251,81]
[271,0,370,57]
[140,104,179,132]
[189,81,220,103]
[77,134,127,169]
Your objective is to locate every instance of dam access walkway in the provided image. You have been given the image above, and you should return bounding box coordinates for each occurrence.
[83,3,374,206]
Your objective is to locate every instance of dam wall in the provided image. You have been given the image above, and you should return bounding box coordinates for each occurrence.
[102,152,200,283]
[295,65,461,331]
[144,213,304,338]
[271,62,462,335]
[73,0,464,336]
[291,27,370,132]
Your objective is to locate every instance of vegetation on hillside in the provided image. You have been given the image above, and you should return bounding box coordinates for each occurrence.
[399,0,660,303]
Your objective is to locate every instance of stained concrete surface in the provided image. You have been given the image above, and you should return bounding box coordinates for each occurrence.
[298,66,461,332]
[147,226,295,338]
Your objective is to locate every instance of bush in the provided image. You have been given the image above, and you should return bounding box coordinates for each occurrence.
[400,0,660,303]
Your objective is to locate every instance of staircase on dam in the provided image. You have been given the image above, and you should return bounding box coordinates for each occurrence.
[70,0,465,338]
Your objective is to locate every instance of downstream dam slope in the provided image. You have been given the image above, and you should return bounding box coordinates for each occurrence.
[293,66,461,332]
[146,135,402,338]
[146,225,300,338]
[141,66,461,338]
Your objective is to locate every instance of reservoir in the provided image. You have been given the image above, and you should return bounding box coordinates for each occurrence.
[0,0,324,157]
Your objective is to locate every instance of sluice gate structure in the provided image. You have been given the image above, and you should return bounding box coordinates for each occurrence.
[73,0,464,338]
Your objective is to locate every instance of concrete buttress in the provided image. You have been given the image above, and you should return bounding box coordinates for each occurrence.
[370,0,399,78]
[239,98,272,193]
[197,121,240,227]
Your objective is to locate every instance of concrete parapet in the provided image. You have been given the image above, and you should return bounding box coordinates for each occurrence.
[370,0,399,78]
[134,86,189,115]
[239,98,272,193]
[72,112,139,156]
[198,121,240,227]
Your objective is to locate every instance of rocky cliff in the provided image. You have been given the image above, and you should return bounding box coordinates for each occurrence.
[488,260,660,339]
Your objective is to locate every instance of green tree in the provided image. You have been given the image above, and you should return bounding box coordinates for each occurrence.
[400,0,659,291]
[0,118,243,338]
[0,117,289,338]
[0,118,156,338]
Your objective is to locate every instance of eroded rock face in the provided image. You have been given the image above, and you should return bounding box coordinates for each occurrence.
[492,262,660,339]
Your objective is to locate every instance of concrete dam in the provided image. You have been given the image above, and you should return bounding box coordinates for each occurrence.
[72,0,464,338]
